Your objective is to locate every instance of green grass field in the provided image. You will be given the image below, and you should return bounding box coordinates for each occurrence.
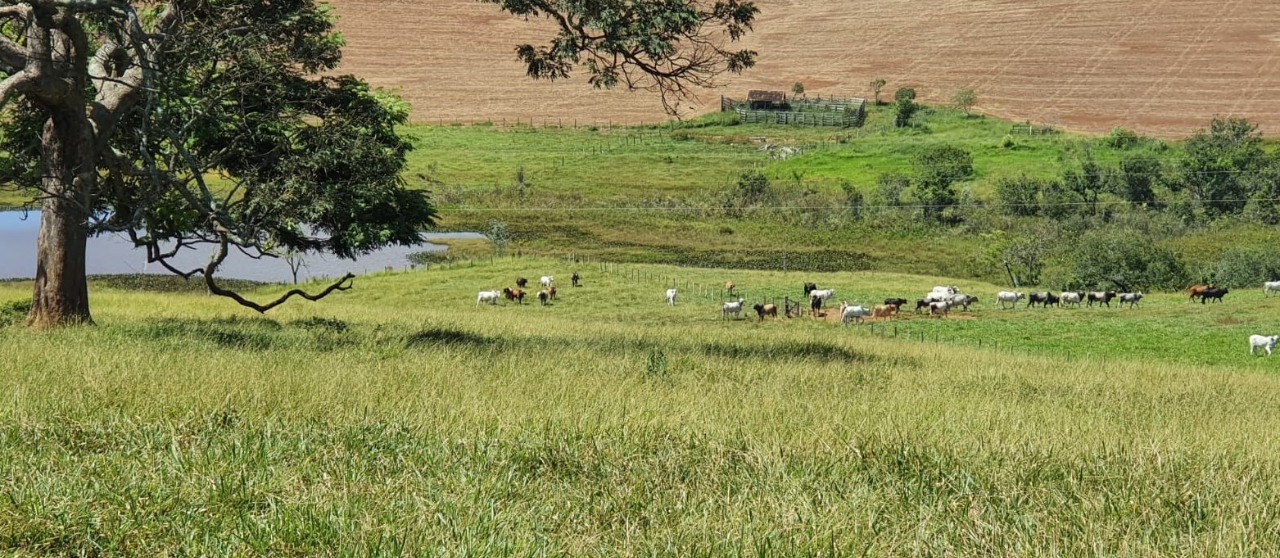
[3,260,1280,554]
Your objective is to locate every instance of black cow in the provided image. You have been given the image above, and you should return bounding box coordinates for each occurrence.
[1027,292,1059,308]
[914,299,931,314]
[803,282,818,296]
[1201,287,1229,304]
[884,297,909,310]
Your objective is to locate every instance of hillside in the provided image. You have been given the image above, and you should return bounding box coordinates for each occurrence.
[326,0,1280,138]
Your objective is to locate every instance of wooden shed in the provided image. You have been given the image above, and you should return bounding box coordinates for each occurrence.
[747,90,787,110]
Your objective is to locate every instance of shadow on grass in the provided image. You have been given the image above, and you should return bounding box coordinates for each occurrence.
[405,327,499,349]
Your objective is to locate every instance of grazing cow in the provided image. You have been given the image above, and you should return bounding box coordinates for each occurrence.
[723,298,745,320]
[1118,292,1143,308]
[1188,284,1213,302]
[502,287,525,305]
[1060,291,1084,307]
[803,282,818,296]
[915,299,932,314]
[1086,291,1117,308]
[538,290,550,306]
[1265,281,1280,297]
[571,272,581,288]
[549,286,557,300]
[665,288,678,306]
[996,291,1025,309]
[841,303,870,326]
[1250,334,1279,356]
[1027,292,1059,308]
[516,277,528,288]
[949,294,979,311]
[540,276,555,289]
[725,281,737,296]
[929,300,951,318]
[1201,287,1229,304]
[884,297,909,310]
[872,304,897,320]
[753,303,778,321]
[477,290,501,306]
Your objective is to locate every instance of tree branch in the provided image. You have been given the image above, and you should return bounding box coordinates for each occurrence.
[203,234,354,313]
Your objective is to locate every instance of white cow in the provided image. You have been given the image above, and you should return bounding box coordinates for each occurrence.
[1118,292,1143,308]
[723,298,746,320]
[540,276,555,288]
[476,290,501,306]
[841,304,870,326]
[1250,334,1279,356]
[1060,291,1084,307]
[928,300,951,318]
[1265,281,1280,297]
[665,288,678,306]
[996,291,1024,309]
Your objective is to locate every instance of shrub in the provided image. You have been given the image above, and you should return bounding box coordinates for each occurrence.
[1000,134,1015,149]
[0,299,32,327]
[994,175,1043,217]
[1059,230,1189,291]
[1102,126,1142,149]
[1212,247,1280,288]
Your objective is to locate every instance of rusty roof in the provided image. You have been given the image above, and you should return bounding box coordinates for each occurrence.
[747,90,786,103]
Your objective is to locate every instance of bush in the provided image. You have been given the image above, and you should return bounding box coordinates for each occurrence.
[1212,247,1280,289]
[893,87,917,102]
[1000,134,1015,149]
[0,298,32,327]
[994,175,1043,217]
[1058,230,1189,291]
[1102,126,1142,149]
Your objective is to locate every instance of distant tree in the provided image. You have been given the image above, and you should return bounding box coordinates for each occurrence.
[1115,155,1162,207]
[981,229,1051,286]
[1041,179,1081,220]
[490,0,759,113]
[1180,117,1265,217]
[792,82,806,99]
[869,78,887,105]
[1062,144,1111,216]
[1063,229,1188,292]
[912,145,973,221]
[487,220,512,256]
[952,88,977,115]
[876,172,910,206]
[994,175,1044,217]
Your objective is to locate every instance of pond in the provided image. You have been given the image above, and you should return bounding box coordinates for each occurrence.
[0,211,484,283]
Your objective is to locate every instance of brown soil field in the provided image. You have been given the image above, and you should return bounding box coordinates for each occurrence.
[327,0,1280,138]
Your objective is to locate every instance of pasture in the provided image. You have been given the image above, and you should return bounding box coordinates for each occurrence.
[3,260,1280,554]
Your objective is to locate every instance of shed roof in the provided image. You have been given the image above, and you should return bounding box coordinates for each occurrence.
[747,90,786,103]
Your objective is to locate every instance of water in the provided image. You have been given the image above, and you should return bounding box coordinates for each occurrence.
[0,210,484,283]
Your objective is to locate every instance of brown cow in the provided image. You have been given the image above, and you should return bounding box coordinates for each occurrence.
[1188,284,1214,302]
[752,303,778,321]
[503,287,525,304]
[872,304,897,320]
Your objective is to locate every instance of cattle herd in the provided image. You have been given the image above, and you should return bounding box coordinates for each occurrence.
[474,274,1280,356]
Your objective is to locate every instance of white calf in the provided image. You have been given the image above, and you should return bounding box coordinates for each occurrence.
[665,288,678,306]
[996,291,1024,309]
[841,304,870,326]
[476,290,501,306]
[540,276,555,288]
[722,298,746,320]
[1250,334,1279,356]
[1265,281,1280,297]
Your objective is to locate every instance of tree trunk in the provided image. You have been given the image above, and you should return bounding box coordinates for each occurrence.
[27,108,95,328]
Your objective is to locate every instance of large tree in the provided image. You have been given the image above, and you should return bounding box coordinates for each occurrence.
[1,0,758,328]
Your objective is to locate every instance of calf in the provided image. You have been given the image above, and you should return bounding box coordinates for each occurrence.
[477,290,501,306]
[753,303,778,321]
[1188,284,1213,302]
[571,272,581,288]
[996,291,1024,309]
[540,276,555,288]
[914,299,931,314]
[1250,334,1279,356]
[538,290,550,306]
[665,288,678,306]
[516,277,528,288]
[841,304,870,326]
[502,287,525,305]
[884,297,909,310]
[1060,291,1084,307]
[872,304,897,320]
[1087,291,1117,308]
[1118,292,1143,308]
[723,298,746,320]
[1201,287,1229,304]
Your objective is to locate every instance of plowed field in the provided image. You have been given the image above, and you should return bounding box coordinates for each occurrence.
[327,0,1280,138]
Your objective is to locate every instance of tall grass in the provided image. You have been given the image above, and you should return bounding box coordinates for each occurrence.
[2,261,1280,554]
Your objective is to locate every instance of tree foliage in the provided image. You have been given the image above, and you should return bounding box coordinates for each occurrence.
[912,145,972,221]
[1180,117,1265,217]
[1060,230,1188,292]
[487,0,759,113]
[994,175,1045,217]
[869,78,886,105]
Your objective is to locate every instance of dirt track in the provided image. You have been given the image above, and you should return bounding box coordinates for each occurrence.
[327,0,1280,138]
